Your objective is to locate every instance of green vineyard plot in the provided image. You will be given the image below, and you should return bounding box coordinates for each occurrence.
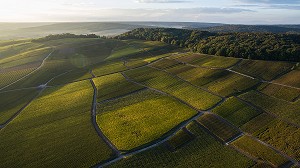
[203,71,260,97]
[93,73,144,102]
[96,89,198,151]
[150,58,180,69]
[232,60,295,81]
[0,88,39,125]
[166,128,194,150]
[0,81,114,167]
[240,113,276,134]
[92,61,127,77]
[197,113,242,142]
[48,68,92,86]
[125,66,222,110]
[273,69,300,88]
[232,135,290,167]
[255,120,300,161]
[240,90,300,125]
[109,121,255,168]
[174,53,240,68]
[259,83,300,102]
[212,97,261,127]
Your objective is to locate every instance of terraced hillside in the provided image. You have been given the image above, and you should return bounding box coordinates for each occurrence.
[0,36,299,168]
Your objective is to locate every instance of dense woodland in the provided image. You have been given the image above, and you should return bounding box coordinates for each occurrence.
[116,28,300,61]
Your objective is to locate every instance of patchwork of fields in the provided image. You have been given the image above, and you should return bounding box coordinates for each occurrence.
[0,37,299,168]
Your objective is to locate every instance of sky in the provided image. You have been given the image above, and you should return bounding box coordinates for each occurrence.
[0,0,300,24]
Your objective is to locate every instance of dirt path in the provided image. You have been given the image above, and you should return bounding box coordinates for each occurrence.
[0,87,45,130]
[0,50,55,91]
[173,56,300,90]
[94,72,298,167]
[89,79,122,158]
[0,70,71,130]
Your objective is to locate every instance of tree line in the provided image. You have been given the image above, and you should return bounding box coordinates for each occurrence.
[115,28,300,62]
[32,33,101,42]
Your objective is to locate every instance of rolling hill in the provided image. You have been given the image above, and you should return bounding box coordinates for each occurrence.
[0,34,299,168]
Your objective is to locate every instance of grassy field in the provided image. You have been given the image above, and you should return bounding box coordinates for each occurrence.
[239,90,300,125]
[259,83,300,102]
[197,113,242,142]
[0,88,39,125]
[96,89,197,151]
[125,66,222,110]
[109,121,255,168]
[0,81,114,167]
[254,120,300,161]
[93,73,144,102]
[232,59,295,81]
[232,135,290,167]
[212,97,261,127]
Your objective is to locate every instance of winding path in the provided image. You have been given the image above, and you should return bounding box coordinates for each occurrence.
[0,70,70,130]
[89,79,122,158]
[0,50,55,91]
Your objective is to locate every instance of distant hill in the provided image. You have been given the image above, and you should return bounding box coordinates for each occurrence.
[1,22,300,40]
[199,25,300,33]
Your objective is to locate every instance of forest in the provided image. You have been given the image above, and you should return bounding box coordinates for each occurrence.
[116,28,300,61]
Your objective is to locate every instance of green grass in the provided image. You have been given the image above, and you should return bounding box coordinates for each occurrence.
[93,73,144,102]
[212,97,261,127]
[239,90,300,125]
[232,60,295,81]
[240,113,276,134]
[125,66,222,110]
[197,113,242,142]
[255,120,300,161]
[96,89,197,151]
[0,81,114,167]
[232,135,290,167]
[259,83,300,102]
[203,72,259,97]
[109,121,255,168]
[166,129,194,150]
[0,88,39,124]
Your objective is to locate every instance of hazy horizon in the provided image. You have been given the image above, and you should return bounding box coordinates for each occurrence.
[1,0,300,24]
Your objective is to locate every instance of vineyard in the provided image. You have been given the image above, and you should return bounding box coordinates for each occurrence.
[0,36,299,168]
